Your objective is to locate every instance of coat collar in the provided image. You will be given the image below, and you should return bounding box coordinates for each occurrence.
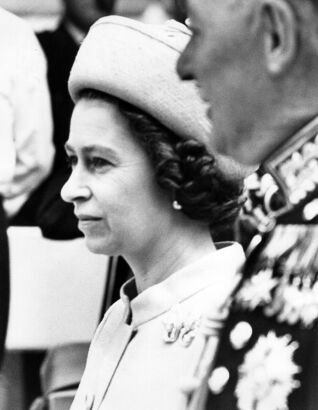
[120,242,245,329]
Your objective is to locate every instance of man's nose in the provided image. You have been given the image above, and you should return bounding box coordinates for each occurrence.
[177,46,194,81]
[61,171,91,203]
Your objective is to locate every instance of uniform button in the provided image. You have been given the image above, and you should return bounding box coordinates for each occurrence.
[303,198,318,221]
[208,366,230,394]
[230,321,253,350]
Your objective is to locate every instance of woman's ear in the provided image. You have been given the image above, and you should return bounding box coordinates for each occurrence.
[261,0,298,76]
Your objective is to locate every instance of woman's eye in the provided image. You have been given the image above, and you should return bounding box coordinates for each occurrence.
[66,155,77,169]
[87,157,111,171]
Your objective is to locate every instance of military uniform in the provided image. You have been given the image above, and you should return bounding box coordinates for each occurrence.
[189,118,318,410]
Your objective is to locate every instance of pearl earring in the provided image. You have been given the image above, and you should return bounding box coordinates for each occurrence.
[172,200,182,210]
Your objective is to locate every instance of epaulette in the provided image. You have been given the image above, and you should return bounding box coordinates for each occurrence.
[236,116,318,328]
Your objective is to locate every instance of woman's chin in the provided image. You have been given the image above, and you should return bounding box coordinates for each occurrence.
[84,237,106,254]
[84,236,118,256]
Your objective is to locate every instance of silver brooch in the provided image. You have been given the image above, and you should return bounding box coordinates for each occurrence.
[162,304,183,343]
[162,304,201,347]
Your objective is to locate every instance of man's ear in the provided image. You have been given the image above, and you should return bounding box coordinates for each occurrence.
[261,0,298,75]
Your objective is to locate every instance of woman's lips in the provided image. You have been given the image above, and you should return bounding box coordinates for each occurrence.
[76,215,103,230]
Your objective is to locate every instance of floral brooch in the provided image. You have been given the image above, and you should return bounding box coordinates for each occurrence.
[162,304,201,347]
[235,332,301,410]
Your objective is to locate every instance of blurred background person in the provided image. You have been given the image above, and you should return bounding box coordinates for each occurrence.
[0,5,53,409]
[178,0,318,408]
[0,4,53,360]
[11,0,116,240]
[0,6,53,228]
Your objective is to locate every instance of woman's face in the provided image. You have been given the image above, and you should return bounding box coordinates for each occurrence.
[61,98,173,256]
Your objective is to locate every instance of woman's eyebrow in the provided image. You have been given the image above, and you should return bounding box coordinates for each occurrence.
[64,143,113,154]
[83,145,118,158]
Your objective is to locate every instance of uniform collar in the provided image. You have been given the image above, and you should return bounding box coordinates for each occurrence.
[120,242,245,329]
[242,115,318,234]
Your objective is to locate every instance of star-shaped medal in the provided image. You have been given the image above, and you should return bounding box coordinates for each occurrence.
[236,269,279,311]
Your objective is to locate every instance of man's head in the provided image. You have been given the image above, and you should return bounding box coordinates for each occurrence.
[63,0,116,32]
[177,0,318,166]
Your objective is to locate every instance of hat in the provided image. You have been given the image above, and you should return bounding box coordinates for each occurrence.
[68,15,211,144]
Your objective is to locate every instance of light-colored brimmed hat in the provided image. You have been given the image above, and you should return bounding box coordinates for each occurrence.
[68,15,211,145]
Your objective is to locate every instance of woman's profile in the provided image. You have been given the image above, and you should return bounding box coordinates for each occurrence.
[61,16,246,410]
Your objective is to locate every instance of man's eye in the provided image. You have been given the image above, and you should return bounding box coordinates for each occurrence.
[185,18,192,29]
[185,18,197,34]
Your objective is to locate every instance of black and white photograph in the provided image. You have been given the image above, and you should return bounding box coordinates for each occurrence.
[0,1,318,409]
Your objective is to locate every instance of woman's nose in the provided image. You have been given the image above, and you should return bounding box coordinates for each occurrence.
[61,171,91,203]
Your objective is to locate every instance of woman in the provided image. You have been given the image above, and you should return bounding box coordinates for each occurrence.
[62,16,246,410]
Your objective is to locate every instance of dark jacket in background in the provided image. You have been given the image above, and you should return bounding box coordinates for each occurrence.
[11,23,81,239]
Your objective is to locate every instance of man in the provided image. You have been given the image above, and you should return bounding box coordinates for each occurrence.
[177,1,318,409]
[0,6,53,367]
[12,0,116,240]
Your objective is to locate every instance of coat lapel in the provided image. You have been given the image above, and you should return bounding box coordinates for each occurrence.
[93,323,135,409]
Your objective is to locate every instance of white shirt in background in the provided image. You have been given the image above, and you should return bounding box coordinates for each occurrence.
[0,6,54,217]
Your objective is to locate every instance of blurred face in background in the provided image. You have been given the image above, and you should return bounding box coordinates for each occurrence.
[177,0,269,166]
[63,0,116,32]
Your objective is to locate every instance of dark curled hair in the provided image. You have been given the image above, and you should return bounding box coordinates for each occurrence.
[79,89,245,229]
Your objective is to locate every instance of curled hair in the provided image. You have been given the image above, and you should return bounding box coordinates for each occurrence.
[79,89,245,229]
